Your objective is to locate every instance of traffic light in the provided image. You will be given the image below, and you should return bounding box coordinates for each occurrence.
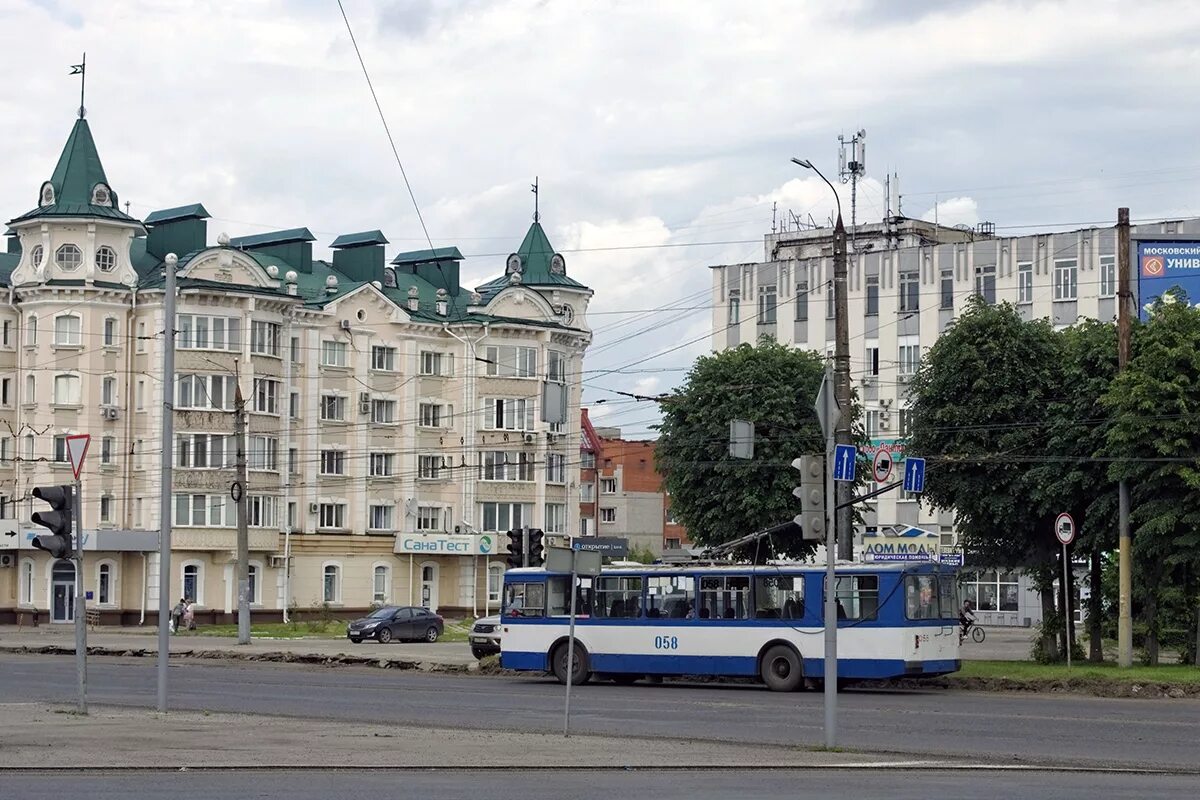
[791,456,826,541]
[31,485,74,559]
[506,528,525,569]
[527,529,545,567]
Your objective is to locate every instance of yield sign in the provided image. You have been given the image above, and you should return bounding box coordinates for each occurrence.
[65,434,91,480]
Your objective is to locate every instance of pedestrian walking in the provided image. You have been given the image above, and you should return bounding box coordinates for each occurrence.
[183,598,196,632]
[171,598,185,634]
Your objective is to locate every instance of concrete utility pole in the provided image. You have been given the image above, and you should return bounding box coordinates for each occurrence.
[234,361,251,645]
[157,252,178,714]
[73,478,86,714]
[1116,208,1133,668]
[832,215,853,561]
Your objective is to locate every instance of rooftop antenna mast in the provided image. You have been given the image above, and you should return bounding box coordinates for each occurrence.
[772,201,778,234]
[838,129,866,255]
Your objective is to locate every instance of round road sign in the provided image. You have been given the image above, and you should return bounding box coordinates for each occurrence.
[1054,512,1076,546]
[872,448,893,483]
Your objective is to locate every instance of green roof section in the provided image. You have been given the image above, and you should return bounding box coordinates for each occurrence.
[391,246,463,265]
[145,203,210,225]
[9,119,138,226]
[0,252,18,284]
[229,228,315,248]
[331,230,389,249]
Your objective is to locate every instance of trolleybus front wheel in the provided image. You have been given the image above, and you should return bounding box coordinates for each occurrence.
[551,641,591,686]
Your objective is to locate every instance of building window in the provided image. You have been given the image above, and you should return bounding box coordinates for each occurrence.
[253,379,280,415]
[321,340,348,367]
[136,321,146,352]
[320,394,346,421]
[24,434,34,462]
[1,320,9,347]
[975,263,997,305]
[580,483,594,502]
[417,454,443,480]
[289,447,298,475]
[484,345,537,378]
[318,504,346,529]
[545,453,566,483]
[54,315,82,346]
[419,402,452,428]
[101,376,116,406]
[177,374,236,411]
[417,506,448,531]
[99,495,113,523]
[24,374,34,405]
[899,271,919,312]
[174,494,236,527]
[600,507,616,524]
[25,315,37,347]
[1053,258,1078,301]
[176,433,232,469]
[20,559,34,605]
[289,391,300,419]
[479,501,531,532]
[369,505,394,531]
[482,398,534,431]
[290,336,301,363]
[249,436,278,471]
[323,564,341,603]
[55,243,82,271]
[369,452,395,477]
[547,350,567,383]
[940,269,954,309]
[1016,261,1033,304]
[826,282,835,319]
[95,246,117,272]
[1099,255,1116,298]
[371,398,397,424]
[600,477,617,494]
[0,437,9,462]
[727,289,741,325]
[53,374,81,405]
[247,563,260,605]
[544,503,565,533]
[29,245,43,270]
[898,339,921,377]
[865,344,879,377]
[101,436,114,465]
[103,317,117,346]
[480,451,534,482]
[961,569,1020,612]
[182,562,201,604]
[865,275,879,316]
[666,537,681,550]
[371,345,396,371]
[757,284,777,323]
[488,565,504,604]
[177,314,240,351]
[320,450,346,476]
[898,408,911,438]
[580,451,595,470]
[865,410,880,438]
[419,351,451,376]
[373,565,390,605]
[0,377,10,407]
[250,321,281,356]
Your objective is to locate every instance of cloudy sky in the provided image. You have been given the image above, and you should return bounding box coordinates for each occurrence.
[3,0,1199,435]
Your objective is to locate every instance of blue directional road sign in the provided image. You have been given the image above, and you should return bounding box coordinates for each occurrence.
[904,457,926,493]
[832,444,857,482]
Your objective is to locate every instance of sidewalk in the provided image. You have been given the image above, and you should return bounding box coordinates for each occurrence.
[0,625,478,668]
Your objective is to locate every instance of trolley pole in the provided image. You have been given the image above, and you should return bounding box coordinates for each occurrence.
[157,252,178,713]
[1116,208,1133,669]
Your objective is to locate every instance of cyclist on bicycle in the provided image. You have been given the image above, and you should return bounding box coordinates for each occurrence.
[959,598,976,639]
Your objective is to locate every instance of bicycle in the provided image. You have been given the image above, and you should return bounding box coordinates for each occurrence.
[959,622,985,645]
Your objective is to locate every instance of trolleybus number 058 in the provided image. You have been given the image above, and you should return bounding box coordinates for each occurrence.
[654,636,679,650]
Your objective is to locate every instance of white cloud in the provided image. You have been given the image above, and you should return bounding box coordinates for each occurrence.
[920,196,980,228]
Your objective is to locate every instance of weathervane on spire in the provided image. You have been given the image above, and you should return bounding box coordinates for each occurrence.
[531,176,539,223]
[70,53,86,119]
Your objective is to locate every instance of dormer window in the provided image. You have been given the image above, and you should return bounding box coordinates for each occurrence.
[383,268,397,289]
[55,244,82,271]
[96,246,117,272]
[550,254,566,275]
[91,183,112,207]
[39,182,55,207]
[29,245,43,269]
[506,254,523,275]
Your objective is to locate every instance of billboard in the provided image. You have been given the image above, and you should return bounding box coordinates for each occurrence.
[1137,240,1200,320]
[861,525,938,562]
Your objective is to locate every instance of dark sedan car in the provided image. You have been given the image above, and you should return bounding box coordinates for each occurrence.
[347,606,444,644]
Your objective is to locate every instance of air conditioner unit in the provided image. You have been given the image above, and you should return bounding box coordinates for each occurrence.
[102,406,120,420]
[523,433,537,445]
[0,553,13,567]
[359,401,372,415]
[340,320,352,330]
[879,420,890,431]
[308,502,319,514]
[359,392,371,404]
[269,555,287,569]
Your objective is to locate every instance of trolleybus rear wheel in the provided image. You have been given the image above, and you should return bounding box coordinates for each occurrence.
[760,645,804,692]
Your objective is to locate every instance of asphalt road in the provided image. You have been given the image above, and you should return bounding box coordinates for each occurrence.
[3,769,1197,800]
[3,653,1198,770]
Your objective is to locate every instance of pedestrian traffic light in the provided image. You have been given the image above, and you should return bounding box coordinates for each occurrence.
[506,528,525,569]
[791,456,826,541]
[527,529,545,567]
[31,485,74,559]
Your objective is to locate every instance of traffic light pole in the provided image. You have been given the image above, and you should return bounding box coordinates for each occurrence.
[73,476,87,714]
[821,359,837,748]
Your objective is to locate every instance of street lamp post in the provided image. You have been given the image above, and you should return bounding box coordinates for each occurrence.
[792,158,853,562]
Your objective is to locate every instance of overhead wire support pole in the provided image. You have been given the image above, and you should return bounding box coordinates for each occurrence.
[1116,208,1133,669]
[157,252,178,714]
[73,475,86,714]
[822,359,838,748]
[234,360,251,645]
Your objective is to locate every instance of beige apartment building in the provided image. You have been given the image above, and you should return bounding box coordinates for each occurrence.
[0,111,591,624]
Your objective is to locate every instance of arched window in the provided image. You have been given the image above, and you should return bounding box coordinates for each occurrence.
[25,315,37,347]
[24,433,33,461]
[487,564,504,604]
[53,373,80,405]
[372,564,390,605]
[322,563,341,604]
[24,374,34,404]
[20,559,34,605]
[383,268,397,289]
[182,562,202,605]
[29,245,43,269]
[96,245,117,272]
[97,562,115,605]
[55,244,82,271]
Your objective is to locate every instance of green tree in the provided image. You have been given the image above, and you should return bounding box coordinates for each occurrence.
[655,339,826,556]
[904,297,1065,657]
[1104,292,1200,664]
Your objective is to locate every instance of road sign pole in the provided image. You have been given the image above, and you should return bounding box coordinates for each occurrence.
[1063,541,1072,669]
[822,360,837,748]
[563,553,578,737]
[73,474,87,714]
[158,252,178,713]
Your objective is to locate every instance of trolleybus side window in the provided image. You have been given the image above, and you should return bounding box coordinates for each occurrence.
[754,575,805,620]
[698,575,751,620]
[645,575,696,619]
[904,574,939,620]
[833,575,879,621]
[505,581,545,617]
[593,576,643,618]
[547,576,593,617]
[938,574,959,619]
